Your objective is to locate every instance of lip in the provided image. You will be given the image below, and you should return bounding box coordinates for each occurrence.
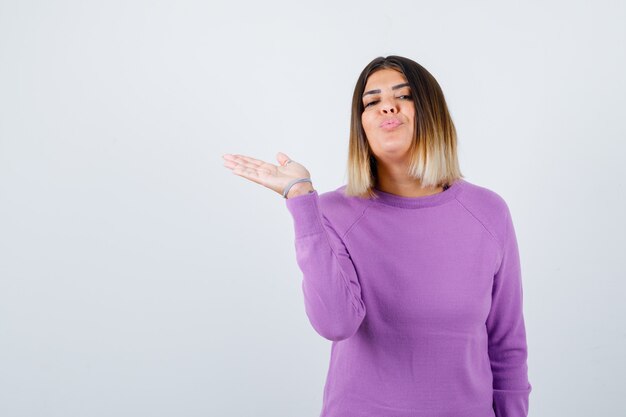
[380,118,402,130]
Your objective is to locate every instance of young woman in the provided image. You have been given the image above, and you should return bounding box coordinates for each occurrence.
[222,55,532,417]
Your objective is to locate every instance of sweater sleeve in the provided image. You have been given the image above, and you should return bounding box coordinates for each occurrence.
[285,190,366,341]
[486,204,532,417]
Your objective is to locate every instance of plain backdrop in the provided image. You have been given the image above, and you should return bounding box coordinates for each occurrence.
[1,0,625,416]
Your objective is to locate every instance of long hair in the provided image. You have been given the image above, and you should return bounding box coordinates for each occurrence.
[344,55,464,198]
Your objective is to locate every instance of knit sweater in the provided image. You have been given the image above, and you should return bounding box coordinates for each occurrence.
[285,178,531,417]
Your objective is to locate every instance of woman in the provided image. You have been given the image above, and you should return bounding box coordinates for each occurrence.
[222,55,532,417]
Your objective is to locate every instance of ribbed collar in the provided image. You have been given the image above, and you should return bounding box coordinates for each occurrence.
[371,178,466,209]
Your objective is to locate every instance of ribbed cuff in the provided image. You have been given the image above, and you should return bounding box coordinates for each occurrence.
[492,384,532,417]
[285,190,325,238]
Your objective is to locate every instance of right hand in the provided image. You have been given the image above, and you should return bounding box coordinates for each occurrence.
[222,152,314,198]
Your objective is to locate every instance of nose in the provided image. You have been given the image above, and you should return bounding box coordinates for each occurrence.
[379,97,398,114]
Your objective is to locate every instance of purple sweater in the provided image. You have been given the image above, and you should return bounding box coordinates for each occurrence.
[285,178,531,417]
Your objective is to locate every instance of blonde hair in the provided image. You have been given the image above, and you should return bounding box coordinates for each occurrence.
[344,55,464,198]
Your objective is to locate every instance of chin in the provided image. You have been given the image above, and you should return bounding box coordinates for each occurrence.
[377,141,411,154]
[374,149,411,162]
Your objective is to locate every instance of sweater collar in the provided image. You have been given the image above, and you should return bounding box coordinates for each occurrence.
[372,178,465,209]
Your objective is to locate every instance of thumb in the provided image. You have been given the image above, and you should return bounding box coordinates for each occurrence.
[276,152,291,166]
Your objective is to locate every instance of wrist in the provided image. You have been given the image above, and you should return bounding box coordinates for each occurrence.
[287,182,315,198]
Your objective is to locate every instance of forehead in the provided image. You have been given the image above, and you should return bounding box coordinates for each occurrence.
[364,68,408,89]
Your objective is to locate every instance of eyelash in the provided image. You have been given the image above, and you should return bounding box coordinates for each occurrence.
[364,95,412,108]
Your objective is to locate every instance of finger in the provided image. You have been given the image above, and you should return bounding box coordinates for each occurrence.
[228,155,279,176]
[229,154,269,168]
[222,154,261,167]
[229,164,273,187]
[223,157,272,177]
[276,152,291,166]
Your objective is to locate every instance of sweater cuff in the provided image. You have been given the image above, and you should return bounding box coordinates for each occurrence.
[285,190,325,238]
[493,385,532,417]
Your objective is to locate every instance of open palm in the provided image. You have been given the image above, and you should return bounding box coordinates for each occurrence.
[222,152,312,197]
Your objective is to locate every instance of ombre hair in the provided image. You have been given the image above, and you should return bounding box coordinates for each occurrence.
[344,55,464,198]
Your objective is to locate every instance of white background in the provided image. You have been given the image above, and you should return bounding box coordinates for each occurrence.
[1,0,625,416]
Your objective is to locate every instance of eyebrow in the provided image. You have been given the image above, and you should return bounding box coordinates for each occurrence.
[362,82,411,98]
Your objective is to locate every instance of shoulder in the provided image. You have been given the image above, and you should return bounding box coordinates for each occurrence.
[455,178,513,248]
[316,185,374,236]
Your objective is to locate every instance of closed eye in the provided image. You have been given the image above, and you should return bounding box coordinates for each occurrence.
[364,95,412,108]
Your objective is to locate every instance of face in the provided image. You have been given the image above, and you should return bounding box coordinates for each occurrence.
[361,68,415,163]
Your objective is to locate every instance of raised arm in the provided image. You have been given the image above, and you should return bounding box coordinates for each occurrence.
[221,151,366,341]
[286,190,366,341]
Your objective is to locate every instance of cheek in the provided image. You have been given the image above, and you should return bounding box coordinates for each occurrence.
[406,105,416,124]
[361,113,375,133]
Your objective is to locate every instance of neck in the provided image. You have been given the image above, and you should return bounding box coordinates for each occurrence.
[375,161,444,197]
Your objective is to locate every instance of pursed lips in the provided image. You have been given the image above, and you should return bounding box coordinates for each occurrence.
[380,118,402,129]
